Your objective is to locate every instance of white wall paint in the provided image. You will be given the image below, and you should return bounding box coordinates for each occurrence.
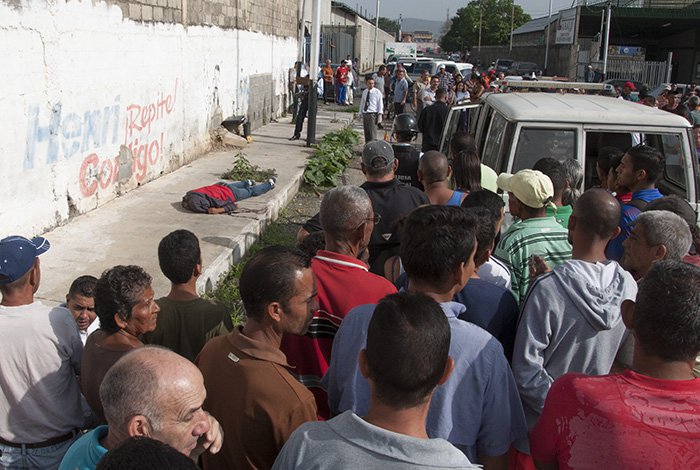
[0,0,297,237]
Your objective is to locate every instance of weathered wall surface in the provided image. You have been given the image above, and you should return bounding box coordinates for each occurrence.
[1,0,297,237]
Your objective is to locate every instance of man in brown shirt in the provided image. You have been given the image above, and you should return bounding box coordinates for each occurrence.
[196,246,319,470]
[322,59,334,104]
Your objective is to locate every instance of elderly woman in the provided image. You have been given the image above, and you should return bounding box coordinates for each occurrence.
[80,265,160,422]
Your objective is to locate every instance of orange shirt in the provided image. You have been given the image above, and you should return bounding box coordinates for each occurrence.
[322,65,334,83]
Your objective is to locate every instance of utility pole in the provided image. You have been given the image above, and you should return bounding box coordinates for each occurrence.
[398,14,402,41]
[602,0,612,80]
[372,0,380,67]
[478,2,483,55]
[306,0,321,146]
[509,0,515,52]
[544,0,552,73]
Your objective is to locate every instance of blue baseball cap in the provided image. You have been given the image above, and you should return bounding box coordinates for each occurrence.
[0,236,51,285]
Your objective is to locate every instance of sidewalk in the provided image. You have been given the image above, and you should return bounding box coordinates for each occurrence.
[35,110,353,305]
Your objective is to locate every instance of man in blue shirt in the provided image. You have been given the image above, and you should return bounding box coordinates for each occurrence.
[606,144,664,260]
[392,69,409,115]
[326,205,527,470]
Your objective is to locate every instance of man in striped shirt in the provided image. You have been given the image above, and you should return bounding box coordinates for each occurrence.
[493,169,572,303]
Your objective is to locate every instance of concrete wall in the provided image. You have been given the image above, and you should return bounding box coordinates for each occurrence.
[1,0,298,237]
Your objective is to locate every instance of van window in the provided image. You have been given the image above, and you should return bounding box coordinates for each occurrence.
[482,113,509,170]
[476,105,494,156]
[583,131,635,188]
[645,133,688,198]
[512,128,576,172]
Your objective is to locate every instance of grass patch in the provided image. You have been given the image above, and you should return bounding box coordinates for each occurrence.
[303,126,360,189]
[221,153,277,182]
[336,104,359,113]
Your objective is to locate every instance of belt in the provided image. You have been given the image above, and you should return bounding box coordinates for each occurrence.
[0,429,79,449]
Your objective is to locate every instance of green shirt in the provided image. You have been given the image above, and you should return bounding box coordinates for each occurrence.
[493,216,572,303]
[545,204,573,229]
[143,297,232,361]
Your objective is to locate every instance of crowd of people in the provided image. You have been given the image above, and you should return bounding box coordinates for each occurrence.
[4,53,700,468]
[2,119,700,469]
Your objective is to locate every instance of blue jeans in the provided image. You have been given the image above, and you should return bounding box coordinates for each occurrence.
[337,84,346,104]
[220,181,273,201]
[0,434,79,469]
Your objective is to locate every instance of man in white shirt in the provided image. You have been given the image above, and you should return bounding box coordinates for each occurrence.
[359,76,384,143]
[0,236,85,469]
[345,60,354,105]
[64,275,99,345]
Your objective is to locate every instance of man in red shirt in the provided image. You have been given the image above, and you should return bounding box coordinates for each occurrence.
[531,260,700,470]
[335,62,348,105]
[281,185,397,418]
[181,178,275,214]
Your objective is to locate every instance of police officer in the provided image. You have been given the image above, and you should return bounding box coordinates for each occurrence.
[391,113,423,190]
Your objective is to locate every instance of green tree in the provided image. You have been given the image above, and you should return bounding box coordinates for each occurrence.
[378,17,399,34]
[440,0,530,52]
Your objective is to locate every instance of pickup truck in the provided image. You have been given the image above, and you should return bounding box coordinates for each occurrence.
[440,91,699,221]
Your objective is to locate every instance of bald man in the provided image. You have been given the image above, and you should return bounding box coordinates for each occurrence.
[511,188,638,458]
[417,151,467,206]
[60,347,222,470]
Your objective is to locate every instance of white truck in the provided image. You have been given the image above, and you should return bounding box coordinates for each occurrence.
[440,89,699,222]
[385,42,417,62]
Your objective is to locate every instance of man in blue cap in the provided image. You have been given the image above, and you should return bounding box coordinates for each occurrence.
[0,236,85,469]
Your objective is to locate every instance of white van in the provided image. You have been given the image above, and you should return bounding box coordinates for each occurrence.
[440,92,699,220]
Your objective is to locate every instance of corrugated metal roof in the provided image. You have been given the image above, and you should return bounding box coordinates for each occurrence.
[513,15,558,35]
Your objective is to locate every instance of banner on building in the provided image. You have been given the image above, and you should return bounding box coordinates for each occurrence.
[555,8,576,45]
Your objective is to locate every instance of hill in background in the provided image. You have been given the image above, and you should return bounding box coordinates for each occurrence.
[400,17,446,40]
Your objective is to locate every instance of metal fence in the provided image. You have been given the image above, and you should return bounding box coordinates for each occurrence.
[320,27,355,65]
[605,59,669,87]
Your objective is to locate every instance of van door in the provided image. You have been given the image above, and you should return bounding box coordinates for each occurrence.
[439,102,482,156]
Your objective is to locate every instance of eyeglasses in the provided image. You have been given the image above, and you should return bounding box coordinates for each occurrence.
[353,213,382,231]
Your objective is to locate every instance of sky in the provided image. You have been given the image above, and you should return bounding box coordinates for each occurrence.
[343,0,576,23]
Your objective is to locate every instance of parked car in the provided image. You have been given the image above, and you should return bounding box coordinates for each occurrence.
[398,59,458,83]
[440,91,699,224]
[455,62,474,78]
[507,62,542,78]
[603,79,645,91]
[493,58,515,74]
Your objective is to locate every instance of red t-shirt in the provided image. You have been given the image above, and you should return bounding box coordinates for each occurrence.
[280,251,396,418]
[531,371,700,469]
[336,66,348,85]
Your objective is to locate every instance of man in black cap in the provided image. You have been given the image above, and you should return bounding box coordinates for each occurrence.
[0,236,85,468]
[298,141,428,275]
[358,141,429,274]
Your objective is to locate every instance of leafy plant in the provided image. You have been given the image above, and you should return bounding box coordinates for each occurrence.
[303,127,360,189]
[221,153,277,182]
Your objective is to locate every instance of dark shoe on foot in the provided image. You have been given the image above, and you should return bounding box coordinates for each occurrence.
[289,135,300,141]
